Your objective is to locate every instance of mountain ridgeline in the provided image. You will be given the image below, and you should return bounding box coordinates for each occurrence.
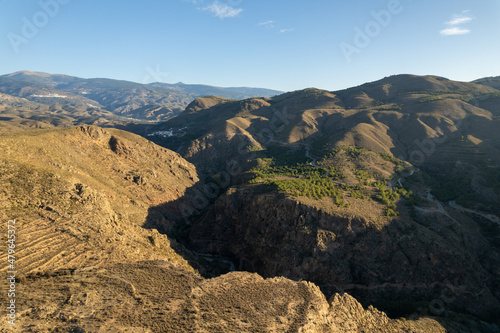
[0,70,283,125]
[149,74,500,213]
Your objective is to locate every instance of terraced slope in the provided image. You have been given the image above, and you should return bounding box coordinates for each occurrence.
[0,126,199,277]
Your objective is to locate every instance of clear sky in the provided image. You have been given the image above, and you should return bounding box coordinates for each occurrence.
[1,0,499,92]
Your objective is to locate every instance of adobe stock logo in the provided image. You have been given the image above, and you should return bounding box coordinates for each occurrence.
[340,0,408,63]
[142,65,169,85]
[8,0,71,54]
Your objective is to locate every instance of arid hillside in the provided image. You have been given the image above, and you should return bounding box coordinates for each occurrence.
[1,261,447,332]
[147,74,500,214]
[0,126,199,277]
[150,74,499,160]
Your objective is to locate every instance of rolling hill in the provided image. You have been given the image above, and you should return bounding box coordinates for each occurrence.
[474,76,500,90]
[147,75,500,213]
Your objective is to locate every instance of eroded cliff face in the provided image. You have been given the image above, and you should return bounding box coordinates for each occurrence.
[187,185,500,322]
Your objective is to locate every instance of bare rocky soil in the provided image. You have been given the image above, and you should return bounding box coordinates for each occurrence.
[1,261,446,332]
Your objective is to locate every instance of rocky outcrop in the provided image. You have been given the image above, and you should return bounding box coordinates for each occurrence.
[0,260,446,332]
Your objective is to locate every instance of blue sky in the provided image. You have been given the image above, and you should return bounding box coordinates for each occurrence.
[1,0,499,92]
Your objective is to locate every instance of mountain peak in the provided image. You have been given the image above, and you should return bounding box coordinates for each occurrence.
[7,70,50,77]
[6,70,75,78]
[184,95,233,113]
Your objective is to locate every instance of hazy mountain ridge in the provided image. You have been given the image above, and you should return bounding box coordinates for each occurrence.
[0,90,135,134]
[0,76,103,108]
[1,71,283,122]
[150,81,283,100]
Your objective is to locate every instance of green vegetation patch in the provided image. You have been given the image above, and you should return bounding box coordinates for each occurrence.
[247,146,414,215]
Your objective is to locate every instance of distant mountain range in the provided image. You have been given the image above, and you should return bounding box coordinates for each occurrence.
[150,81,284,100]
[0,70,283,122]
